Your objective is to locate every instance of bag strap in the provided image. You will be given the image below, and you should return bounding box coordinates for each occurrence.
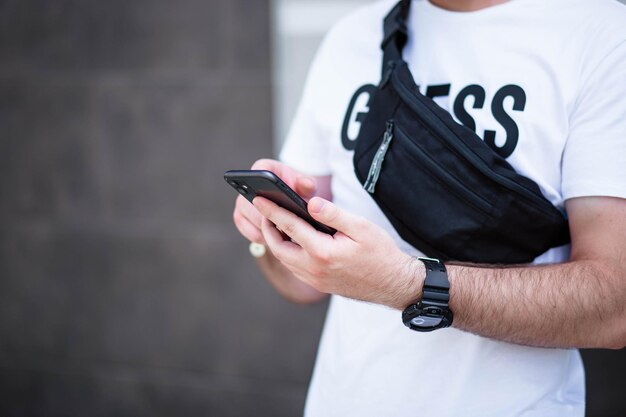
[381,0,411,76]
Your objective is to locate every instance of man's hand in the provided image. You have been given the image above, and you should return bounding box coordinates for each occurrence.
[255,193,626,349]
[254,196,420,309]
[231,158,330,305]
[232,158,318,245]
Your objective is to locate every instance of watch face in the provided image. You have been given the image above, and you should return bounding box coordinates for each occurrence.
[410,316,443,328]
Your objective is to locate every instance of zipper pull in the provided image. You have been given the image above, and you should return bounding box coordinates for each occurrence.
[363,120,394,194]
[380,61,396,89]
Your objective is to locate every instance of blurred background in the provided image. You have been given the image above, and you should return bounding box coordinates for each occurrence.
[1,0,624,416]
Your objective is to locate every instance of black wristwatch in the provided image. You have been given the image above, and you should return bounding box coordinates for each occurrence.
[402,257,453,332]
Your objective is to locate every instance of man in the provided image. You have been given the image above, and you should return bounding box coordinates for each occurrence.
[232,0,626,415]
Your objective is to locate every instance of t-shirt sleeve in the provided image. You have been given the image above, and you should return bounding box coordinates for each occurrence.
[562,40,626,201]
[278,34,334,176]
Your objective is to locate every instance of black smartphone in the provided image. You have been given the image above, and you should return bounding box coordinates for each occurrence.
[224,169,336,235]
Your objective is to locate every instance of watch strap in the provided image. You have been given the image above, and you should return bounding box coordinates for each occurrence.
[420,257,450,307]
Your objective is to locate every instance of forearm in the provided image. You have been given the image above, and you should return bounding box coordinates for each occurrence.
[252,190,626,349]
[257,250,328,305]
[444,259,626,349]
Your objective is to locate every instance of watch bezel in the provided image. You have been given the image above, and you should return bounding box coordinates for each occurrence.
[402,301,453,332]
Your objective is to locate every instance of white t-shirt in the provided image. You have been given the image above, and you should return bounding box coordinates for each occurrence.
[280,0,626,416]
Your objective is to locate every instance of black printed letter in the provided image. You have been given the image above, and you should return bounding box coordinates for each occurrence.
[484,85,526,158]
[341,84,376,150]
[453,85,486,132]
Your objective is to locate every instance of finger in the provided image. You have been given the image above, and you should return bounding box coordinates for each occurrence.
[234,210,265,244]
[307,197,367,238]
[249,159,314,199]
[295,175,317,199]
[251,158,280,172]
[253,196,330,251]
[251,159,297,188]
[236,194,264,228]
[260,217,303,263]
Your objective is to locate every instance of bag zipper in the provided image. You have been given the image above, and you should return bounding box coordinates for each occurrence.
[390,64,562,219]
[393,124,492,215]
[364,120,395,193]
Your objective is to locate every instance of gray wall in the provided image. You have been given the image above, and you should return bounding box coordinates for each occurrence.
[0,1,624,417]
[0,1,326,416]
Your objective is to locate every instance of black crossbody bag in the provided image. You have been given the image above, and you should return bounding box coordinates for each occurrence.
[353,0,570,264]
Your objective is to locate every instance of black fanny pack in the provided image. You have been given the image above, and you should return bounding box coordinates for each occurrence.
[353,0,569,264]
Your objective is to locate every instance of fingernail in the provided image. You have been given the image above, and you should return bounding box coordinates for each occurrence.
[308,197,325,214]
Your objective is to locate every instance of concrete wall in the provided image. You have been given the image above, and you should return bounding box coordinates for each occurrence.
[0,1,624,416]
[0,1,326,416]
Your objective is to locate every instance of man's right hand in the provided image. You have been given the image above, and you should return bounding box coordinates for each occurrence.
[232,158,318,245]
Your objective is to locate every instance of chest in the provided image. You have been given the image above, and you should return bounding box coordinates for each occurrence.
[318,36,575,206]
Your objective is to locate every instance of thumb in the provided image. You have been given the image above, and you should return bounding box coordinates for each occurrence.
[307,197,365,238]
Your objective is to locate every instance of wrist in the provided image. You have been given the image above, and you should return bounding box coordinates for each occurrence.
[402,257,454,331]
[391,255,426,310]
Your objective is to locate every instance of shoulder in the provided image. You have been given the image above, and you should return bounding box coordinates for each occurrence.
[303,1,395,85]
[318,0,396,57]
[327,0,396,36]
[550,0,626,86]
[560,0,626,44]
